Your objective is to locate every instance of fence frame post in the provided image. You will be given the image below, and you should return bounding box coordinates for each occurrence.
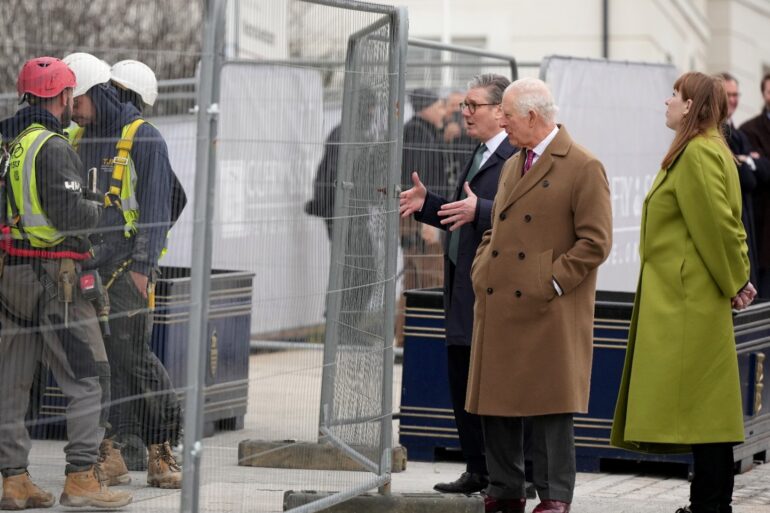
[180,0,226,511]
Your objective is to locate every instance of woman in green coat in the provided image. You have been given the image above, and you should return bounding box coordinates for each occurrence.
[611,72,757,513]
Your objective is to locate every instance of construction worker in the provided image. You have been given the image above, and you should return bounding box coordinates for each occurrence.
[63,52,183,489]
[0,56,132,509]
[107,58,185,472]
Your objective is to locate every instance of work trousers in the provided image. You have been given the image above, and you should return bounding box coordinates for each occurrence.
[103,267,181,446]
[483,413,575,503]
[690,443,735,513]
[446,345,487,475]
[0,260,109,475]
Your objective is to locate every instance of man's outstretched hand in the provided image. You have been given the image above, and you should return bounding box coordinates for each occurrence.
[399,171,427,217]
[438,182,477,231]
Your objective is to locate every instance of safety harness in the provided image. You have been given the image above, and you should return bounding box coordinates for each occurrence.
[103,118,144,215]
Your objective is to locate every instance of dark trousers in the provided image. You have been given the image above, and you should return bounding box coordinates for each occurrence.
[483,413,575,503]
[103,269,181,446]
[691,443,735,513]
[446,345,486,475]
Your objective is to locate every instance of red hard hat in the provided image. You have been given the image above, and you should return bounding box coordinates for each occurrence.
[16,56,76,99]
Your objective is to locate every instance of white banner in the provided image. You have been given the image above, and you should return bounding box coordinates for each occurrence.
[541,56,679,293]
[155,64,328,334]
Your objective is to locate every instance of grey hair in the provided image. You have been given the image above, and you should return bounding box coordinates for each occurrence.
[467,73,511,105]
[505,77,558,123]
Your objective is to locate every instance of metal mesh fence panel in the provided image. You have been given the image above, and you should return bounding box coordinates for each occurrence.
[0,1,203,512]
[189,1,404,513]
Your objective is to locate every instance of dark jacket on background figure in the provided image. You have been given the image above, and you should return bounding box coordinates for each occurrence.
[725,123,770,287]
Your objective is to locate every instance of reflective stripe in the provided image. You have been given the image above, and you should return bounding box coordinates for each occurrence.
[20,131,56,228]
[121,195,139,211]
[23,213,50,226]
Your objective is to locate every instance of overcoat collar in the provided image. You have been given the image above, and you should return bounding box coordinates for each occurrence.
[499,124,571,211]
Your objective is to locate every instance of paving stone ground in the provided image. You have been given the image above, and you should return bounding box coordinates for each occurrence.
[11,349,770,512]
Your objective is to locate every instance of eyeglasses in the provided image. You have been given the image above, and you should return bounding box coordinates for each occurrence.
[459,101,499,114]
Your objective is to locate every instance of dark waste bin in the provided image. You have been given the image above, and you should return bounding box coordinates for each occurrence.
[27,266,255,440]
[398,288,460,461]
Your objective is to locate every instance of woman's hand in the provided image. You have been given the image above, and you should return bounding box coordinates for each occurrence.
[732,282,757,310]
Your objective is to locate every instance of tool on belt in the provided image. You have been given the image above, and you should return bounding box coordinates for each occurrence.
[57,258,76,327]
[79,269,111,337]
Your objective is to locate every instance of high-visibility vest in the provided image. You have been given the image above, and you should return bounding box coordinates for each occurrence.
[74,120,142,237]
[6,124,67,248]
[66,123,84,152]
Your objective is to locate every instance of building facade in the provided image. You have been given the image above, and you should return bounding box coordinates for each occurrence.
[376,0,770,124]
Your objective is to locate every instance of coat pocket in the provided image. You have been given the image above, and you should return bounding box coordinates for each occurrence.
[537,249,556,302]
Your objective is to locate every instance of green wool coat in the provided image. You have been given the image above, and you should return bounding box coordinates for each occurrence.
[611,130,749,454]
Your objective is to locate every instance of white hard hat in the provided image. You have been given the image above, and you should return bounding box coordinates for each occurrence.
[111,60,158,107]
[62,52,111,97]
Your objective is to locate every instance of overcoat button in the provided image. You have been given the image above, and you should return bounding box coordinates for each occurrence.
[515,290,522,297]
[518,252,525,260]
[524,214,532,222]
[487,288,494,295]
[542,180,550,188]
[492,250,499,257]
[500,213,507,220]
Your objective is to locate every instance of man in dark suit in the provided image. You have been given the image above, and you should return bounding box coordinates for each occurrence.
[741,73,770,296]
[400,74,514,494]
[720,73,770,292]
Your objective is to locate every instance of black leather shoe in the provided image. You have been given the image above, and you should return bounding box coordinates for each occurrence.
[433,472,489,494]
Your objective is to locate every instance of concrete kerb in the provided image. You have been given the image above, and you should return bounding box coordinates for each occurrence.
[238,439,408,473]
[283,491,483,513]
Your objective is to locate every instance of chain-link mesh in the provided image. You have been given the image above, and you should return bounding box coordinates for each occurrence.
[318,14,396,472]
[197,1,404,512]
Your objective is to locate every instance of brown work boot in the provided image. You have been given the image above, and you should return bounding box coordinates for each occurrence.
[96,439,131,486]
[59,467,132,509]
[0,472,54,510]
[147,442,182,489]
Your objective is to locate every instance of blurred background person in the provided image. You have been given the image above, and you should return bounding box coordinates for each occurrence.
[442,90,475,189]
[741,73,770,296]
[612,71,756,513]
[719,72,770,291]
[396,88,449,346]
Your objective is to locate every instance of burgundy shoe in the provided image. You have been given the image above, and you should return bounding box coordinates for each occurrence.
[532,499,571,513]
[484,495,526,513]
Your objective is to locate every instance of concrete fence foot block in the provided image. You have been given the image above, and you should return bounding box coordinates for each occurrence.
[238,439,407,473]
[283,491,483,512]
